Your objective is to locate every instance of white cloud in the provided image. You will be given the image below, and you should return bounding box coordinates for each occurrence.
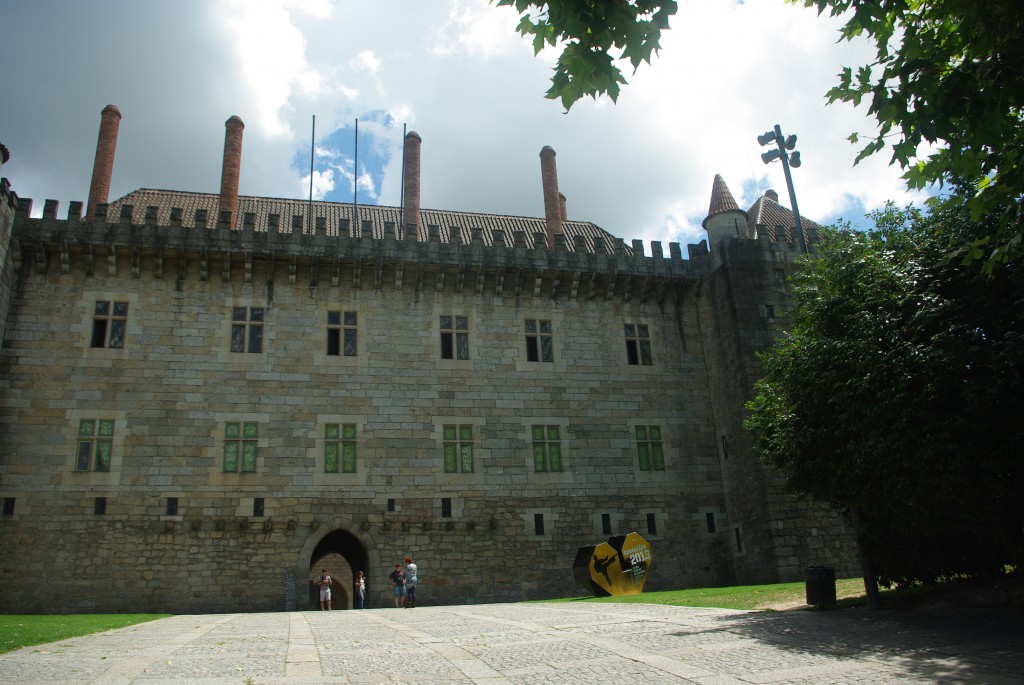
[3,0,929,244]
[433,0,524,58]
[217,0,326,138]
[301,168,336,200]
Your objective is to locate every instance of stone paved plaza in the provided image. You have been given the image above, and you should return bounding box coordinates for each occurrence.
[1,603,1022,684]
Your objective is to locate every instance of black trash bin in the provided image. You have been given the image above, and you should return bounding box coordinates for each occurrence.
[805,566,837,608]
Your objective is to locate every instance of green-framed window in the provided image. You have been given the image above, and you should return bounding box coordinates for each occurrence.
[635,425,665,471]
[443,424,474,473]
[325,423,357,473]
[76,419,114,472]
[224,421,259,472]
[531,424,562,472]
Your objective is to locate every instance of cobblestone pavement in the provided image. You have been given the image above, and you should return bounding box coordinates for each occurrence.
[1,603,1021,684]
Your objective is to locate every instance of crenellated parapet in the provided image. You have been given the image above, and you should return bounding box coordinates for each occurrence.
[13,204,705,304]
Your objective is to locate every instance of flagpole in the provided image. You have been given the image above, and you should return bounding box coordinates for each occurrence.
[308,115,315,233]
[353,118,359,234]
[400,123,407,237]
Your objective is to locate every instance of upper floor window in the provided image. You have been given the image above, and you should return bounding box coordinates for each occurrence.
[443,424,474,473]
[231,307,264,353]
[531,425,562,472]
[2,497,15,516]
[76,419,114,472]
[525,319,553,362]
[325,423,357,473]
[224,421,258,472]
[635,425,665,471]
[90,301,128,349]
[440,315,469,360]
[327,311,357,357]
[624,323,652,366]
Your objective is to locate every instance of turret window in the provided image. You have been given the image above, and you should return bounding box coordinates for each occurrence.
[90,301,128,349]
[231,307,264,353]
[525,319,553,362]
[624,323,652,365]
[440,315,469,360]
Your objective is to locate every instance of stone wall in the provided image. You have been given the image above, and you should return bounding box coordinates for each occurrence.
[696,237,859,583]
[0,215,741,613]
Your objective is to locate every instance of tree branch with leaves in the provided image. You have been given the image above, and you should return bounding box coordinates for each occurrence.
[496,0,678,110]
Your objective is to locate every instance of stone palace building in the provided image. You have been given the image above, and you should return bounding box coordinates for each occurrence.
[0,107,858,613]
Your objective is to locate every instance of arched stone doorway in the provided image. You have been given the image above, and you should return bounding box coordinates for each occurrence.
[301,527,371,610]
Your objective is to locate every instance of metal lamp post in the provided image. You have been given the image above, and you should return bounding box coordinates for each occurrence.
[757,124,807,254]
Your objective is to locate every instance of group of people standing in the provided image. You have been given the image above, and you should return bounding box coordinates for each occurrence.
[317,565,370,610]
[314,556,417,610]
[389,556,418,608]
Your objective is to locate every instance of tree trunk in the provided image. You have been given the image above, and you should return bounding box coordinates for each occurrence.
[850,505,881,608]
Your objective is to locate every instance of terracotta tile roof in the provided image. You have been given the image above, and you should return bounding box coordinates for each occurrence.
[706,174,745,219]
[746,190,821,245]
[105,189,628,254]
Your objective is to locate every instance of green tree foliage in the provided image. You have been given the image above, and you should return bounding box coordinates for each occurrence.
[496,0,677,110]
[793,0,1024,269]
[502,0,1023,267]
[744,199,1024,586]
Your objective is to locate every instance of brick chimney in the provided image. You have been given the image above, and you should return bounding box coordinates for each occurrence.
[402,131,422,239]
[217,115,245,229]
[86,105,122,221]
[540,146,561,248]
[558,191,567,222]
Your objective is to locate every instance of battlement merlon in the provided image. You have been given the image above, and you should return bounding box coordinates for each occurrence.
[12,210,707,302]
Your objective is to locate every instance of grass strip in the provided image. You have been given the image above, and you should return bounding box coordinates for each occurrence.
[0,614,170,654]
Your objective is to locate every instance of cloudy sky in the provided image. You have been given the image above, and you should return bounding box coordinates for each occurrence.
[1,0,928,249]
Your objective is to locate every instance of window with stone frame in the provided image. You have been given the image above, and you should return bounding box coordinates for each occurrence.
[531,424,562,472]
[440,315,469,360]
[327,311,357,357]
[75,419,115,472]
[231,307,264,353]
[324,423,357,473]
[524,319,553,362]
[90,300,128,349]
[624,323,653,366]
[223,421,258,472]
[635,425,665,471]
[443,424,474,473]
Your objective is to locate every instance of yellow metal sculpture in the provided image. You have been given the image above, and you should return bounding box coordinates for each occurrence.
[572,532,652,596]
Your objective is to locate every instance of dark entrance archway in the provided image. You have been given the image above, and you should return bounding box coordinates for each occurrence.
[307,528,369,610]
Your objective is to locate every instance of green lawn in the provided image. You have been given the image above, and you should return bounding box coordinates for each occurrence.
[549,578,871,610]
[0,614,169,654]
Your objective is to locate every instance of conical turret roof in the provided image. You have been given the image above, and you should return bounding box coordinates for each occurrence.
[702,174,746,229]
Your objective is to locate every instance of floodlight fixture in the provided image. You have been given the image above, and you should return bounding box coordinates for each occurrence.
[756,123,807,253]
